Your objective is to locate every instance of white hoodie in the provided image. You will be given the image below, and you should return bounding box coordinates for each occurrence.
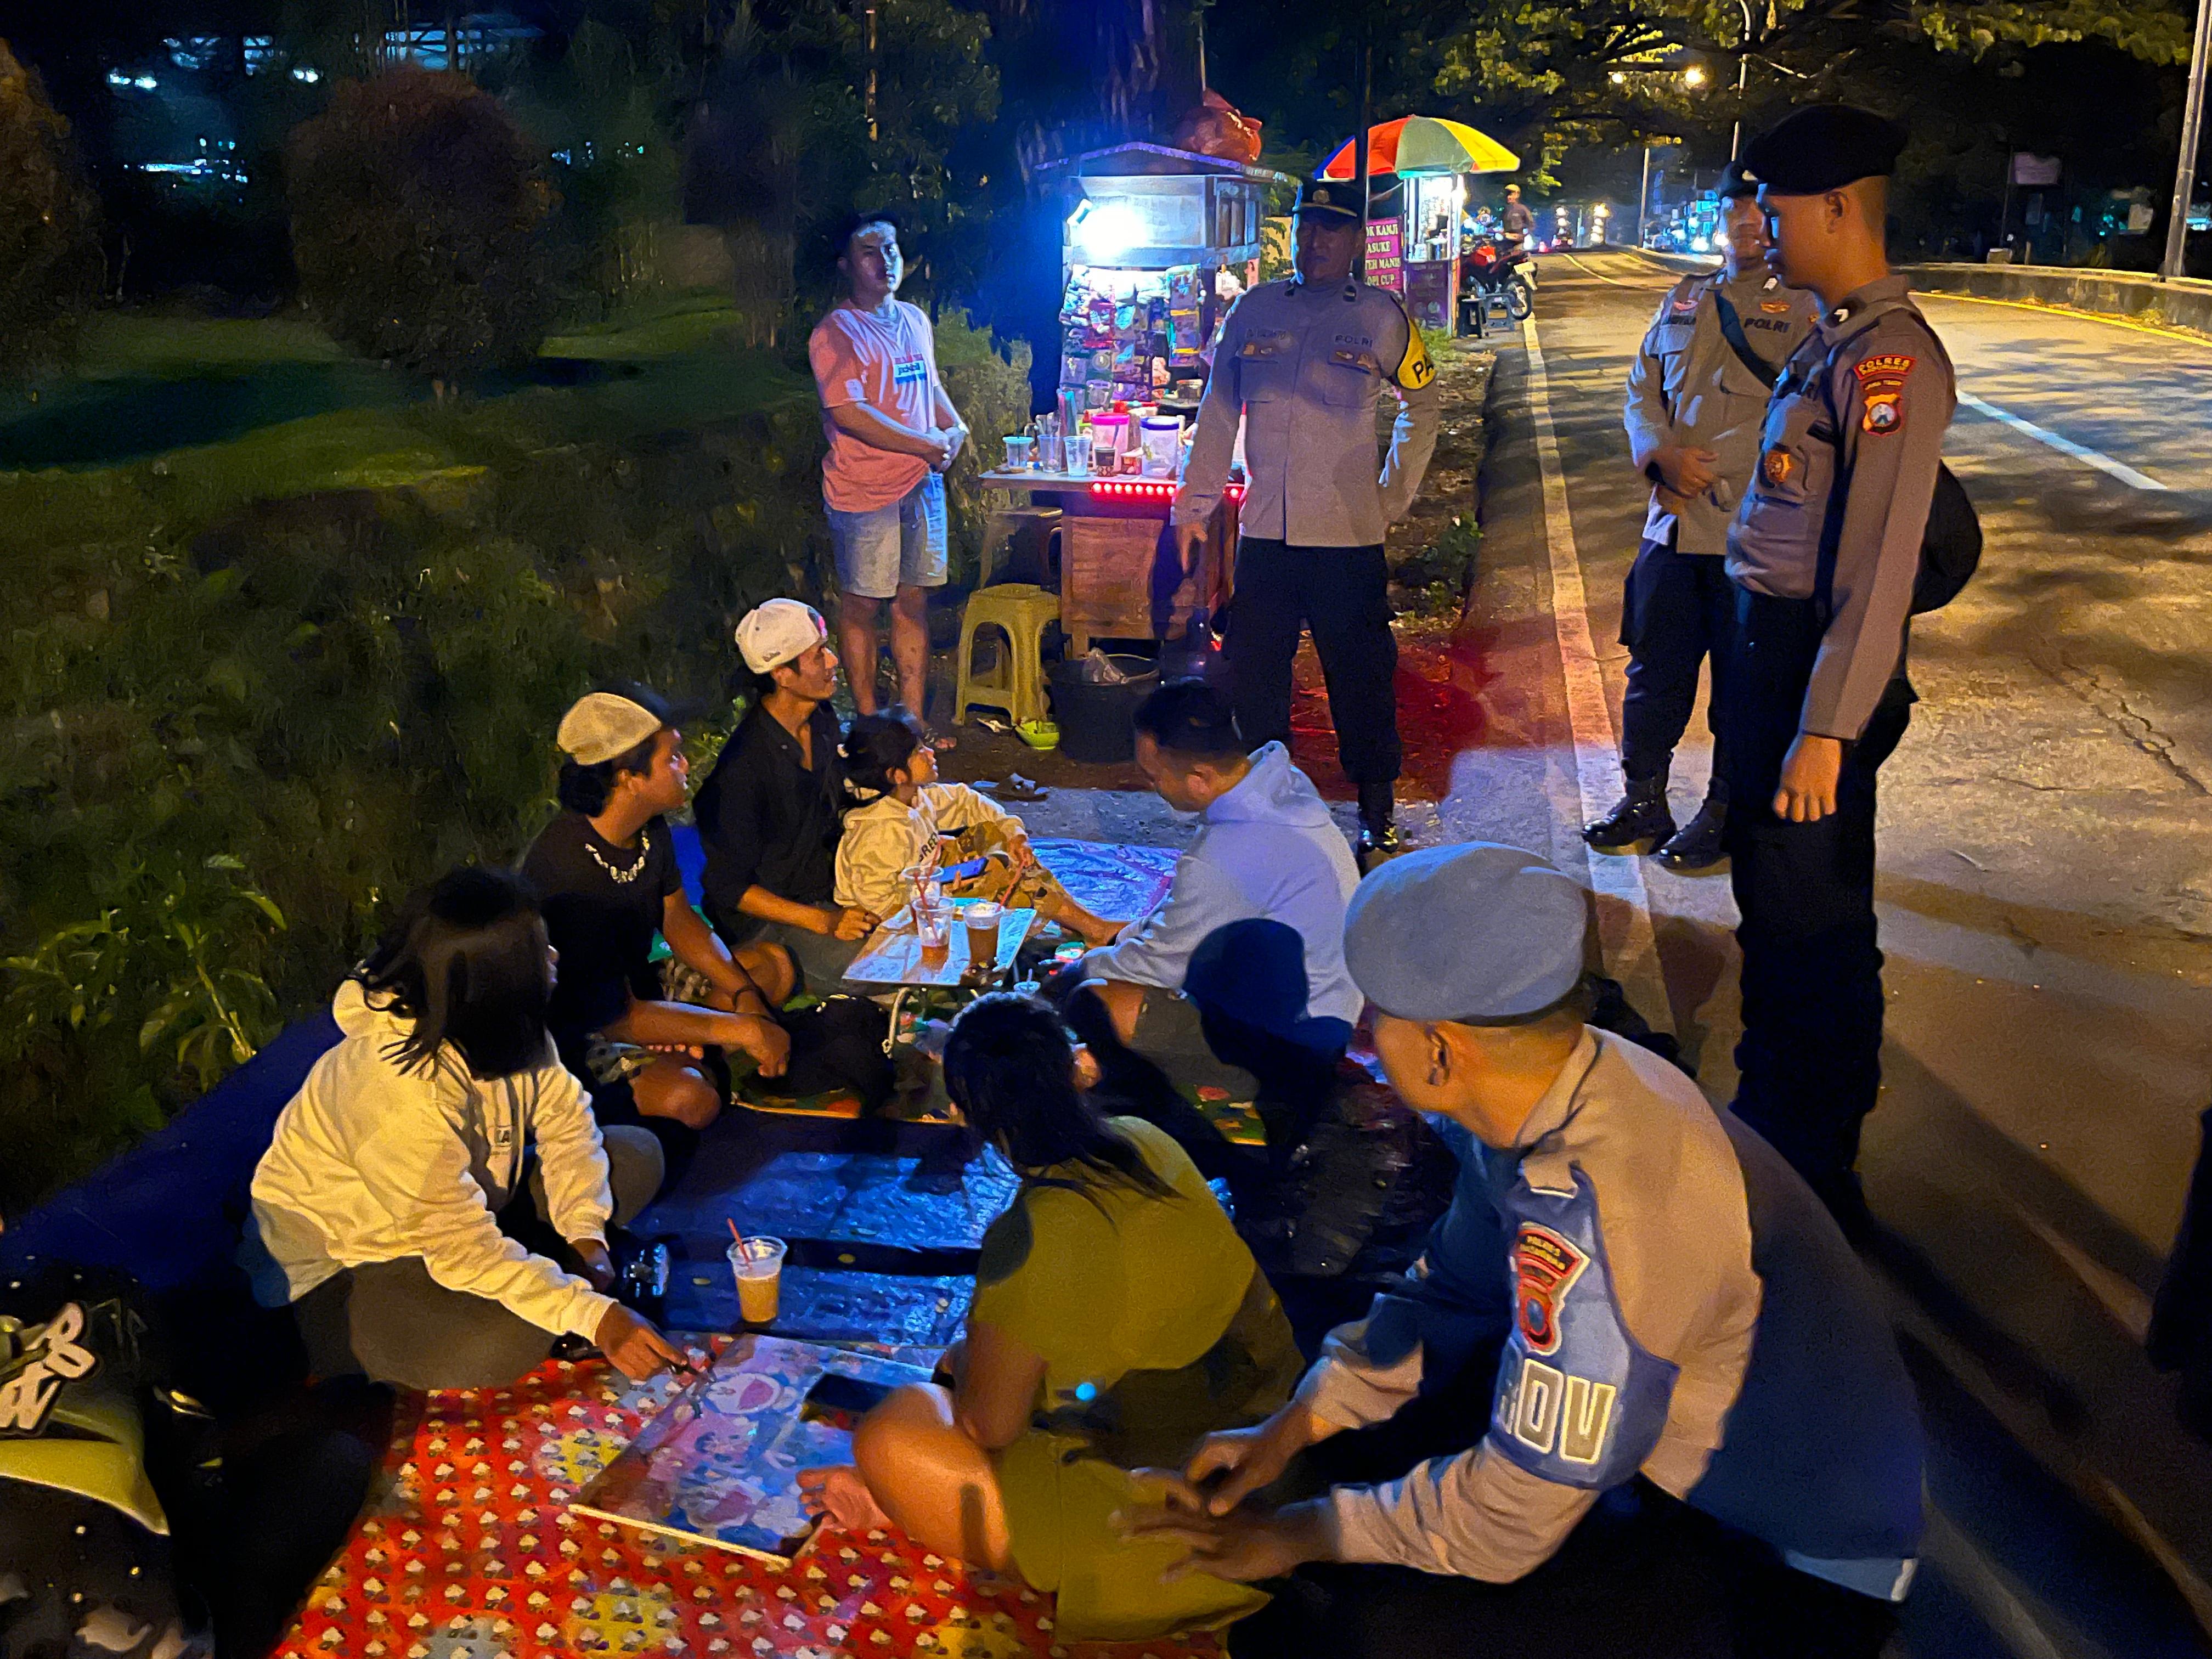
[247,980,619,1339]
[1087,742,1364,1024]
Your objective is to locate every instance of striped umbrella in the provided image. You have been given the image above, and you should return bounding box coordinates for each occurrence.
[1319,116,1521,178]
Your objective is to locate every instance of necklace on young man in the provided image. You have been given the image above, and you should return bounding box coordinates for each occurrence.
[588,822,653,884]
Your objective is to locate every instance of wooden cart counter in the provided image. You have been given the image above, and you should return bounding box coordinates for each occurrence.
[977,469,1241,655]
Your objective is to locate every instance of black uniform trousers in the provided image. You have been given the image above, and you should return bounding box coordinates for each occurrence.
[1226,1341,1898,1659]
[1620,531,1736,798]
[1720,585,1914,1204]
[1226,539,1401,799]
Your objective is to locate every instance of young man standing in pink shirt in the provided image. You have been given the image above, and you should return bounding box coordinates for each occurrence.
[808,216,970,737]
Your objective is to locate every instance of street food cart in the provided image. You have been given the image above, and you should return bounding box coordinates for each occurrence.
[977,143,1293,652]
[1318,116,1521,333]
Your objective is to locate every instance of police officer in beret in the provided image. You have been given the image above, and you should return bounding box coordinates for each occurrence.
[1125,843,1925,1658]
[1585,161,1821,872]
[1175,176,1442,865]
[1720,105,1956,1218]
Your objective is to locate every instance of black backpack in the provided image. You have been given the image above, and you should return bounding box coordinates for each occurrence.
[1912,461,1981,613]
[1716,289,1980,614]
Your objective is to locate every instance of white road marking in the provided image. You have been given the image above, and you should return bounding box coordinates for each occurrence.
[1956,390,2170,492]
[1561,252,1674,290]
[1520,315,1675,1034]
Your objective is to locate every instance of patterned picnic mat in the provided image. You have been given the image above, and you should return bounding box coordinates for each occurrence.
[276,1344,1224,1659]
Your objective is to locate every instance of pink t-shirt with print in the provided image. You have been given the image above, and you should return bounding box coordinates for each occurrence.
[808,298,943,513]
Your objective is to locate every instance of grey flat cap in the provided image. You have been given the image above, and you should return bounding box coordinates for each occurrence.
[1343,842,1587,1022]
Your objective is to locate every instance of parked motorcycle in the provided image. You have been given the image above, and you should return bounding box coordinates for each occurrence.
[1460,239,1534,332]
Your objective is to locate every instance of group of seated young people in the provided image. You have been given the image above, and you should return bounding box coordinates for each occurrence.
[240,591,1929,1656]
[244,594,1361,1377]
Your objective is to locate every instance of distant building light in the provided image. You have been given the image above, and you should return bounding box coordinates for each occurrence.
[135,75,159,91]
[107,70,133,88]
[244,36,278,73]
[291,65,320,82]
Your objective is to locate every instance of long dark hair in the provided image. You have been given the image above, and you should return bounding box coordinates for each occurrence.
[842,707,924,799]
[941,994,1176,1202]
[555,684,672,816]
[353,866,552,1080]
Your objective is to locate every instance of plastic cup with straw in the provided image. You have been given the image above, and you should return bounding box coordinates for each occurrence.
[727,1217,786,1326]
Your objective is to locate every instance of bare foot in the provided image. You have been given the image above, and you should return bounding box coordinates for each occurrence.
[797,1464,891,1532]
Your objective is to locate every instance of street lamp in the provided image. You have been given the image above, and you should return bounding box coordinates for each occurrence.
[2164,0,2212,278]
[1730,0,1754,160]
[1683,64,1708,88]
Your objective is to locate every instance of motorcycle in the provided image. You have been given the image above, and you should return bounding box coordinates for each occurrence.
[1460,239,1534,332]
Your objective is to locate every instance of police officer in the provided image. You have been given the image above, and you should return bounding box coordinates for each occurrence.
[1585,163,1820,872]
[1175,176,1442,864]
[1125,843,1926,1658]
[1722,106,1955,1218]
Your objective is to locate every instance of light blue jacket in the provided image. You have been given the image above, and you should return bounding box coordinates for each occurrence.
[1088,742,1363,1024]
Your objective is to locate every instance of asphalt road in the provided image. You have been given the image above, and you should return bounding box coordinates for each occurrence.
[1463,250,2212,1658]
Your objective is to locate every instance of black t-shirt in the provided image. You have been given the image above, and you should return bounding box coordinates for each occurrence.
[692,700,847,929]
[520,810,681,1053]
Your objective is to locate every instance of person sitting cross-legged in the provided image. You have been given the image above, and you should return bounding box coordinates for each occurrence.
[1059,677,1361,1094]
[521,687,795,1183]
[694,599,880,991]
[796,993,1304,1643]
[835,707,1121,941]
[246,866,693,1391]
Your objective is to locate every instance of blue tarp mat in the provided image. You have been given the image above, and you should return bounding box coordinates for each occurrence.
[1,826,1167,1310]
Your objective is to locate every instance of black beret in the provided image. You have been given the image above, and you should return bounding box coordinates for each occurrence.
[1741,104,1906,195]
[1718,159,1758,201]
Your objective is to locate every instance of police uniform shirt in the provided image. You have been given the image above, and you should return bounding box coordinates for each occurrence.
[1624,269,1821,556]
[1295,1028,1923,1599]
[1725,275,1956,741]
[1173,278,1442,548]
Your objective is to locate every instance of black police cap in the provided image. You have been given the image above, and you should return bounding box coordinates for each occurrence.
[1740,104,1906,195]
[1295,174,1402,222]
[1718,160,1758,202]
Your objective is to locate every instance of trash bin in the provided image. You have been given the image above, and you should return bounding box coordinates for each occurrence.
[1048,656,1159,764]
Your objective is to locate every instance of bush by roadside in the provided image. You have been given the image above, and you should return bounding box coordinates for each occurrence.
[0,304,1034,1218]
[289,69,565,383]
[0,37,102,381]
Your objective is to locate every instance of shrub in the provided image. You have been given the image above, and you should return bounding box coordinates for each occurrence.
[289,69,563,380]
[0,38,102,380]
[0,390,825,1218]
[932,312,1034,582]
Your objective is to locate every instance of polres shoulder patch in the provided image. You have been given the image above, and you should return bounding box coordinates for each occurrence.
[1485,1169,1680,1489]
[1854,353,1915,437]
[1513,1223,1590,1355]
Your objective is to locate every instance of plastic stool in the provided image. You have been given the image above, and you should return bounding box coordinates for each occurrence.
[955,583,1059,727]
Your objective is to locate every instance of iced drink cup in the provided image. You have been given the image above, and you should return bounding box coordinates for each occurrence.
[915,900,951,961]
[729,1235,786,1325]
[963,901,1005,978]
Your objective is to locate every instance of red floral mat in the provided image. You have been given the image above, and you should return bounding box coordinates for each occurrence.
[279,1344,1224,1659]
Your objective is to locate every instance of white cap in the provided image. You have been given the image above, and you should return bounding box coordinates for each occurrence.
[735,599,828,675]
[556,692,665,766]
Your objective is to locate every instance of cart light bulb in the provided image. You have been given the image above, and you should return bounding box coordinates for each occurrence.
[1073,200,1147,261]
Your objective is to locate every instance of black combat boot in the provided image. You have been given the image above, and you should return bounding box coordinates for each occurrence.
[1356,779,1401,870]
[1654,792,1728,874]
[1582,772,1675,854]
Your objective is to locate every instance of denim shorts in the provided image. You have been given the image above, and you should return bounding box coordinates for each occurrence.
[827,471,947,599]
